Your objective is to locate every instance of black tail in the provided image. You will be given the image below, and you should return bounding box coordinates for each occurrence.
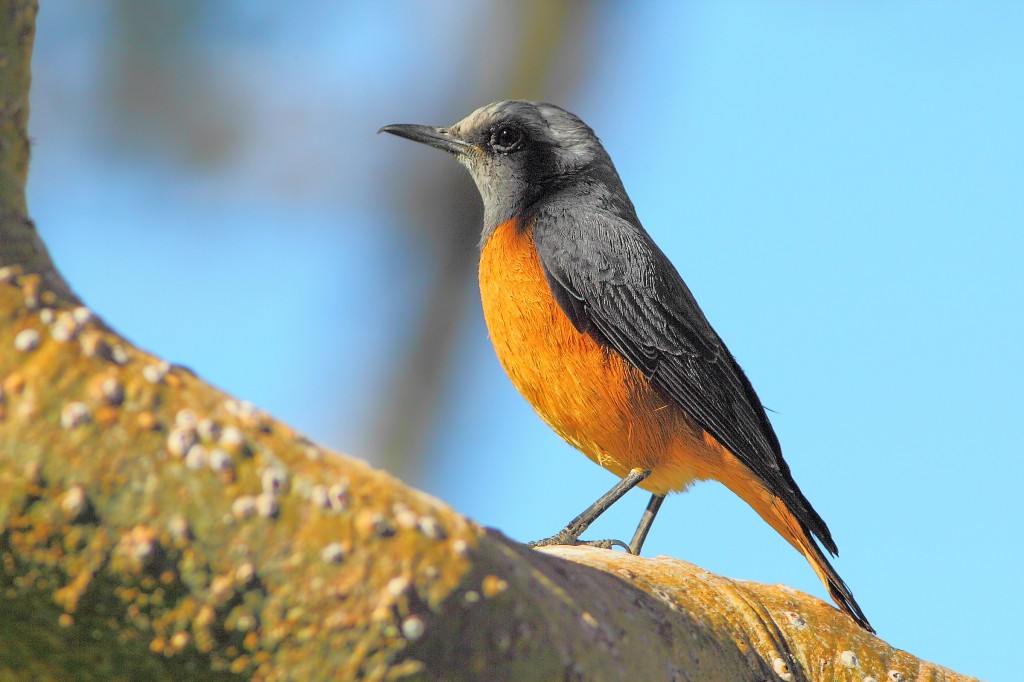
[801,527,874,633]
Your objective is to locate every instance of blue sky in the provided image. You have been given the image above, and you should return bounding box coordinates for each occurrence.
[28,2,1022,679]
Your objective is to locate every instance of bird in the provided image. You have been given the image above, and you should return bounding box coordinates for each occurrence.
[380,100,872,632]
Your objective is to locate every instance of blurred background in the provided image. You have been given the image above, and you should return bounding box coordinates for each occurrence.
[28,1,1021,678]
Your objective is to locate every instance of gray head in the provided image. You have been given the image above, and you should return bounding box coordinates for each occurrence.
[380,100,634,239]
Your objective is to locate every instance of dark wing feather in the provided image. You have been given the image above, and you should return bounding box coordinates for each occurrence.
[533,207,838,555]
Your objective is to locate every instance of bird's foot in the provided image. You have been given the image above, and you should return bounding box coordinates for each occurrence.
[527,530,577,549]
[528,534,633,553]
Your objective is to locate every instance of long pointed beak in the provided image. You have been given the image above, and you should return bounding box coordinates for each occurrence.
[378,124,472,155]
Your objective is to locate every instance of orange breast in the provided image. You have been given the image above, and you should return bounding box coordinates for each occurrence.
[478,218,727,494]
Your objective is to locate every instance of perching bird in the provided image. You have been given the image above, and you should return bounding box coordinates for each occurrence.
[380,100,872,632]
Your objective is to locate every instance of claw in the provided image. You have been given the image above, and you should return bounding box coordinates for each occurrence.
[579,538,632,552]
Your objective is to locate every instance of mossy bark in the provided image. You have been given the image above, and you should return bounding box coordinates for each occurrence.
[0,2,978,680]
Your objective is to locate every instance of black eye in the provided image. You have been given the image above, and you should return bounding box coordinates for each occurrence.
[490,125,524,152]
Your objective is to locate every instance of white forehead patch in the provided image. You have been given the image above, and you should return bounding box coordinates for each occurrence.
[451,102,505,138]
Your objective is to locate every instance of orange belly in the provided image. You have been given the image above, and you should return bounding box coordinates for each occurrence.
[479,218,732,495]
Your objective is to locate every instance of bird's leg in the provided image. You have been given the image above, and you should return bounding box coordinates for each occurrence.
[529,468,650,552]
[628,493,665,555]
